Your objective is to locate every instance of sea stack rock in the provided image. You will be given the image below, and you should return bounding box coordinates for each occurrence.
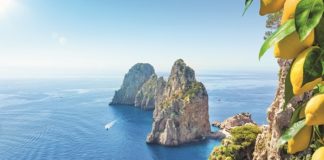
[212,112,256,132]
[110,63,155,105]
[134,74,166,110]
[146,59,210,146]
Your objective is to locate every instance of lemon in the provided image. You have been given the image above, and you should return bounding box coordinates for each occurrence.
[260,0,286,16]
[305,94,324,126]
[287,125,312,154]
[290,47,322,95]
[275,0,314,60]
[274,31,314,59]
[312,147,324,160]
[281,0,300,24]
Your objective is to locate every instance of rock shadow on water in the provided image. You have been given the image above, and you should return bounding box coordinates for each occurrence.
[107,104,154,128]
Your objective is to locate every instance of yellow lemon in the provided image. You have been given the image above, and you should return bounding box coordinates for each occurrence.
[260,0,286,16]
[274,31,315,59]
[287,125,312,154]
[305,94,324,126]
[290,47,322,95]
[312,147,324,160]
[281,0,300,24]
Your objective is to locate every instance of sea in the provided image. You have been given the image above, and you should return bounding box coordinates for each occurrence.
[0,72,277,160]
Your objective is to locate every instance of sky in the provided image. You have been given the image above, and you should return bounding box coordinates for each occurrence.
[0,0,279,78]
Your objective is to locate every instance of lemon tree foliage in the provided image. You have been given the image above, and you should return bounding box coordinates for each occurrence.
[259,19,296,59]
[295,0,324,41]
[243,0,254,15]
[302,47,323,86]
[244,0,324,158]
[289,103,305,126]
[316,17,324,48]
[314,83,324,94]
[277,119,306,147]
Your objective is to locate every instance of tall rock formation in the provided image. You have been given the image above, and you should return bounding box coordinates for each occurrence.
[146,59,211,146]
[110,63,155,105]
[134,74,166,110]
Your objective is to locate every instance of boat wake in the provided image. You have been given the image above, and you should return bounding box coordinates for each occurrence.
[105,120,117,130]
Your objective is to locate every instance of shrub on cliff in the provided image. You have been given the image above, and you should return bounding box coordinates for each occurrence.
[209,124,261,160]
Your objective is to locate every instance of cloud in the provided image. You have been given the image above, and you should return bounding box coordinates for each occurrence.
[52,32,68,46]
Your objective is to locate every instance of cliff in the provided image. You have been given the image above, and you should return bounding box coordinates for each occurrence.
[134,74,166,110]
[209,60,313,160]
[252,60,313,160]
[146,59,211,146]
[110,63,155,105]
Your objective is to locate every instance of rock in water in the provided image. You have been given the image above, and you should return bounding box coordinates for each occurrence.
[212,112,256,132]
[146,59,211,146]
[110,63,155,105]
[134,74,166,110]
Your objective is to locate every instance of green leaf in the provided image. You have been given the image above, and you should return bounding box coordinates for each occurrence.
[295,0,324,41]
[322,55,324,77]
[283,64,294,110]
[315,16,324,48]
[277,119,306,147]
[319,125,324,135]
[314,125,323,139]
[243,0,253,16]
[289,104,305,126]
[302,47,323,86]
[259,19,296,60]
[313,83,324,94]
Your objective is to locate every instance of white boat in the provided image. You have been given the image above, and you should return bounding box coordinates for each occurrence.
[105,120,117,130]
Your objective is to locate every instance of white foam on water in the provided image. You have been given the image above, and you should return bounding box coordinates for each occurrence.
[64,89,90,94]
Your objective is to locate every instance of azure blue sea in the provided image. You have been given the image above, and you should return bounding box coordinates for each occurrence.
[0,72,277,160]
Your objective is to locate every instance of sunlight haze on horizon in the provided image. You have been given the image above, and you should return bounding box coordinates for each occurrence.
[0,0,278,78]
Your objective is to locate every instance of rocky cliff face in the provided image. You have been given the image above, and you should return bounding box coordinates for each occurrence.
[146,59,211,146]
[253,59,313,160]
[134,74,166,110]
[212,112,256,132]
[110,63,155,105]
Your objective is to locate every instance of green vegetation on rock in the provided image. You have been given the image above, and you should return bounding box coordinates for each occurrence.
[183,82,205,100]
[209,124,261,160]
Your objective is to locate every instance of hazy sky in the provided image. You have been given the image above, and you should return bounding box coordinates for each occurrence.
[0,0,278,78]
